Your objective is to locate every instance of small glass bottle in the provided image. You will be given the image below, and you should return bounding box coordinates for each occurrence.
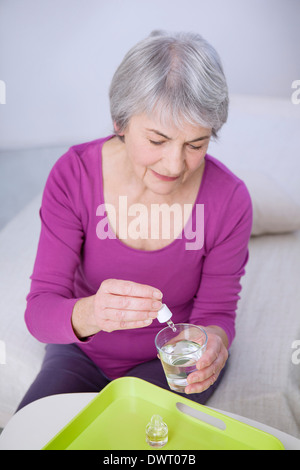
[145,414,168,448]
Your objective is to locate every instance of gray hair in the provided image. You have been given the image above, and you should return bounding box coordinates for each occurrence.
[109,30,228,138]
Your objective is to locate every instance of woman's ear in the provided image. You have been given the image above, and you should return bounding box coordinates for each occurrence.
[113,121,125,142]
[113,121,124,136]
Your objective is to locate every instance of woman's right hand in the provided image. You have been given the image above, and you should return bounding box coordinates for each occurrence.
[71,278,163,339]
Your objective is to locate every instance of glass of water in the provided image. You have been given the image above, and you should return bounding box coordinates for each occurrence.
[155,323,208,393]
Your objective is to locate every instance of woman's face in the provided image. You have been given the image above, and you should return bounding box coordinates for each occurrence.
[118,114,211,196]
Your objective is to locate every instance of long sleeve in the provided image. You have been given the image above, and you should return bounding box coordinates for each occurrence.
[25,149,85,343]
[189,181,253,348]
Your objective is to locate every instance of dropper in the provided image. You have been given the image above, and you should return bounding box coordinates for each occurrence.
[157,304,177,332]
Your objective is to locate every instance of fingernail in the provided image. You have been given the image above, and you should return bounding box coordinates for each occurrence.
[153,291,163,299]
[149,311,158,318]
[197,360,206,370]
[152,301,162,309]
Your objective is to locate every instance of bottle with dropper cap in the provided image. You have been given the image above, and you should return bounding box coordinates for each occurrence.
[145,414,168,448]
[157,304,177,332]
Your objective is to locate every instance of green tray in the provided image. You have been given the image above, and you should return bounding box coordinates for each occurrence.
[43,377,284,450]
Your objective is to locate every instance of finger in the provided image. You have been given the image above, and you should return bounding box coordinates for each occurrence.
[185,371,219,394]
[187,361,217,386]
[196,336,223,370]
[101,279,162,300]
[186,349,227,391]
[99,317,153,333]
[196,349,218,370]
[101,307,158,323]
[101,292,162,314]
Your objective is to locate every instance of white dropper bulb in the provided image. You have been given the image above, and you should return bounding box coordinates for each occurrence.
[157,304,172,323]
[157,304,177,332]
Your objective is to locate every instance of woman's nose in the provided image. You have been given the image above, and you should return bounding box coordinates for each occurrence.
[163,148,185,176]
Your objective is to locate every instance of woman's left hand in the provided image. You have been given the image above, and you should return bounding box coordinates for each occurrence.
[185,327,228,394]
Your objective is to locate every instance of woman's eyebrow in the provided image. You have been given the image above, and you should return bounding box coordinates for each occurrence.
[188,135,211,143]
[146,129,171,139]
[146,128,210,142]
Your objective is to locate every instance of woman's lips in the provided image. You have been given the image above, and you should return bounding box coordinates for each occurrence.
[151,169,180,182]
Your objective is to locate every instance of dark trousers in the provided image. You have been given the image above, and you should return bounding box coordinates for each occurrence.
[16,343,227,412]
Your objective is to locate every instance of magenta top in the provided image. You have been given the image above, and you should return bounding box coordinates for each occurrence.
[25,136,252,379]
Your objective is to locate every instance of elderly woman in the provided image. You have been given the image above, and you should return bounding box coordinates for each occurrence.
[17,31,252,410]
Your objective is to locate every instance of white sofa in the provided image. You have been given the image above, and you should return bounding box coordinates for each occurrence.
[0,95,300,438]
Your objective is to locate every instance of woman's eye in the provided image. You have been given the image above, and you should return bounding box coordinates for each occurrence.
[149,140,165,146]
[189,144,202,151]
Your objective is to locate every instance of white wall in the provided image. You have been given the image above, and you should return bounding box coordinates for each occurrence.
[0,0,299,149]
